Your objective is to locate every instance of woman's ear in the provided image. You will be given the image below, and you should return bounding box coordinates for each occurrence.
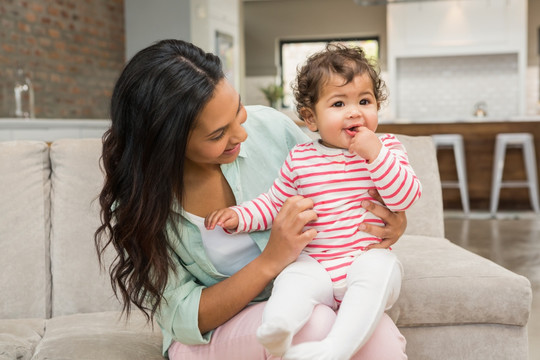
[300,108,318,132]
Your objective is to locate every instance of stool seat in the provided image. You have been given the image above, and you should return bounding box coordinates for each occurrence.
[490,132,540,215]
[432,134,470,214]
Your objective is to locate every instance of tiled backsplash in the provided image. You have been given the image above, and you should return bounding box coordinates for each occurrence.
[395,54,520,121]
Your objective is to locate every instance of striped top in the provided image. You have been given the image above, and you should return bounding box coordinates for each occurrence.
[231,134,421,282]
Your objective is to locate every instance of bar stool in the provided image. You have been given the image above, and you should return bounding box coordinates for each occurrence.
[490,133,540,215]
[432,134,470,214]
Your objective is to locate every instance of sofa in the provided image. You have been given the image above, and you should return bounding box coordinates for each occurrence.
[0,133,532,360]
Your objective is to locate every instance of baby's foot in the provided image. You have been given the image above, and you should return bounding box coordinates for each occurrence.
[284,340,347,360]
[256,319,293,356]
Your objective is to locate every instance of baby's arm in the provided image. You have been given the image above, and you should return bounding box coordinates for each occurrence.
[367,134,422,211]
[205,208,239,231]
[230,149,300,233]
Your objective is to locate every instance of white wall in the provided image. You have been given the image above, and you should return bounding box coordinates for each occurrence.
[124,0,241,91]
[124,0,191,61]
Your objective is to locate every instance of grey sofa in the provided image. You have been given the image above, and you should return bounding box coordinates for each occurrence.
[0,134,532,359]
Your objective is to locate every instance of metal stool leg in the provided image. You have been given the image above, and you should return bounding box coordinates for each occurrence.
[432,134,470,215]
[490,137,506,216]
[523,139,540,213]
[453,137,470,214]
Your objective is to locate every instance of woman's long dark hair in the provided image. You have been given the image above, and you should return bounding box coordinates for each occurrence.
[95,39,224,321]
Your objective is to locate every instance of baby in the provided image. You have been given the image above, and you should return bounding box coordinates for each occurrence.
[205,44,421,360]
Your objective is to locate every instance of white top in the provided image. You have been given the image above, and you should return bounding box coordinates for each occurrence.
[185,212,261,276]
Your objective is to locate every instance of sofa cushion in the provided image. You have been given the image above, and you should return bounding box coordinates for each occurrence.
[32,311,163,360]
[400,322,529,360]
[390,235,532,327]
[49,138,121,316]
[0,141,50,319]
[0,318,45,360]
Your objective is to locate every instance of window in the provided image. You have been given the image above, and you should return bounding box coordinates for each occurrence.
[279,37,379,108]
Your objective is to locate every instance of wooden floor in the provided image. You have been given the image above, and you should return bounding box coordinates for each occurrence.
[378,121,540,211]
[443,211,540,359]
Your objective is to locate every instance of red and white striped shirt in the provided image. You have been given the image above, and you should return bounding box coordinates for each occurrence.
[231,134,421,291]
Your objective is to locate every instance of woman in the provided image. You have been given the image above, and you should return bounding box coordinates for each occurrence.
[95,39,408,359]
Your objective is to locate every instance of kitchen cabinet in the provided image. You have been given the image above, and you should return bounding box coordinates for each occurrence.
[387,0,526,58]
[386,0,528,120]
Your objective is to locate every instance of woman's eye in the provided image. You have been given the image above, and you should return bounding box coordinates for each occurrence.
[211,132,225,141]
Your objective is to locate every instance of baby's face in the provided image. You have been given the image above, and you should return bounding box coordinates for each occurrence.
[305,73,379,150]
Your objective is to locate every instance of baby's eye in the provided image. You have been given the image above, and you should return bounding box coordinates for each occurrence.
[360,99,370,105]
[332,101,344,107]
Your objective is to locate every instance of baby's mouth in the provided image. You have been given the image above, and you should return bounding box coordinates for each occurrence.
[345,126,360,137]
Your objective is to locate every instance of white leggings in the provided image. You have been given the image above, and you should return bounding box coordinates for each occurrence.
[257,248,403,360]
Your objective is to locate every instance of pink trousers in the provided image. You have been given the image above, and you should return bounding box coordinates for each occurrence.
[168,302,407,360]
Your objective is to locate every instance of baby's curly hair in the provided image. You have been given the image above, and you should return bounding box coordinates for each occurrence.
[293,43,387,121]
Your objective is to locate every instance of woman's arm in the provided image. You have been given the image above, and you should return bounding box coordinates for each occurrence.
[198,195,317,334]
[360,188,407,250]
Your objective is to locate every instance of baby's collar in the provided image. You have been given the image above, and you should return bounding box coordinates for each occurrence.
[313,139,352,156]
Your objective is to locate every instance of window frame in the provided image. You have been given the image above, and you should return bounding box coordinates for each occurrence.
[278,36,380,109]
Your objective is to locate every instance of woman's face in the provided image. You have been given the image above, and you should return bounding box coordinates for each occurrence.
[185,79,247,168]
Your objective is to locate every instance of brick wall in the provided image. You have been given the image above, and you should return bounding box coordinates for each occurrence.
[0,0,124,119]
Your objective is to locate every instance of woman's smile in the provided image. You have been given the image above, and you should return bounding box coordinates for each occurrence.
[223,143,241,156]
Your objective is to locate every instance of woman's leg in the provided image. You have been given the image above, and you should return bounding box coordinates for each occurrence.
[352,313,407,360]
[291,307,407,360]
[257,254,335,356]
[168,303,406,360]
[284,249,403,360]
[168,302,330,360]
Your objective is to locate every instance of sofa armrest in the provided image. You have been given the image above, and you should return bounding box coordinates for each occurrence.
[390,234,532,327]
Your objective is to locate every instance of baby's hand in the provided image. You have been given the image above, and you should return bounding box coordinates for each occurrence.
[205,208,239,231]
[348,127,382,163]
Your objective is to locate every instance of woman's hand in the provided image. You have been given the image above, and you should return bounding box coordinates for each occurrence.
[360,188,407,250]
[259,195,318,277]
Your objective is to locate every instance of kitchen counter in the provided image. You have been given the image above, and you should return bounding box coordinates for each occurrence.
[0,118,110,142]
[379,115,540,125]
[376,121,540,211]
[378,115,540,124]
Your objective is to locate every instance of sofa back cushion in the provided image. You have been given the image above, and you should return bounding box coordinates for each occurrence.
[49,138,121,316]
[0,141,50,319]
[394,135,444,238]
